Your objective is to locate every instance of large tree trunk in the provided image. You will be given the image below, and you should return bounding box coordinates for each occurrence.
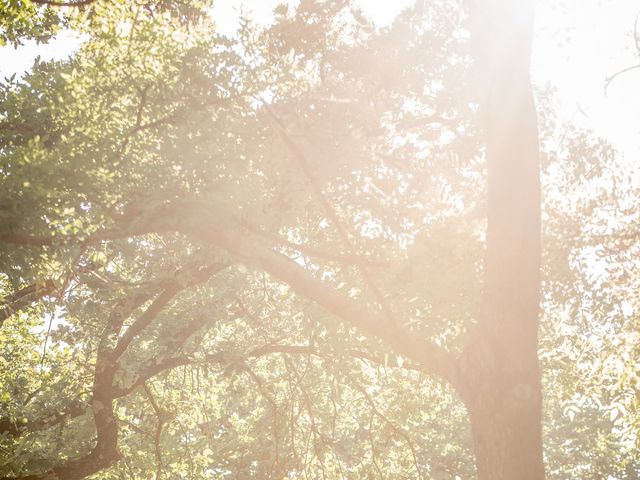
[460,0,544,478]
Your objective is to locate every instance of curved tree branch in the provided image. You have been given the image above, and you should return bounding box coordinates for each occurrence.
[157,200,458,384]
[1,279,55,327]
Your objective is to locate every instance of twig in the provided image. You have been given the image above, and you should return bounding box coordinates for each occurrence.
[143,383,165,480]
[258,99,398,327]
[604,64,640,94]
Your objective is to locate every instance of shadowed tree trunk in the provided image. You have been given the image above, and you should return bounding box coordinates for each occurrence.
[459,0,544,478]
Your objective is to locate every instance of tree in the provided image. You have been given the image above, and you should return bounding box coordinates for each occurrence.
[1,0,638,479]
[462,1,543,477]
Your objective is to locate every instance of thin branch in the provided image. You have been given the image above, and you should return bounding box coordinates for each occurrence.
[111,286,182,360]
[355,385,424,480]
[604,63,640,94]
[111,262,226,360]
[260,101,399,327]
[119,88,259,152]
[158,200,456,383]
[247,226,388,267]
[143,383,165,480]
[634,12,640,53]
[114,311,223,397]
[0,232,54,247]
[0,399,86,437]
[20,196,457,384]
[237,365,281,474]
[0,228,137,249]
[0,279,56,327]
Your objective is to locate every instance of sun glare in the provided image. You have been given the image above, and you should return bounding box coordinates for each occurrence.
[1,0,639,478]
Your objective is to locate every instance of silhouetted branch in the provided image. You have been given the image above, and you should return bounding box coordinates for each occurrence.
[153,199,457,383]
[605,64,640,94]
[0,279,56,327]
[143,383,165,480]
[260,100,399,328]
[355,385,424,480]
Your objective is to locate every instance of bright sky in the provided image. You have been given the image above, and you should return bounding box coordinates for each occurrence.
[534,0,640,163]
[0,0,638,165]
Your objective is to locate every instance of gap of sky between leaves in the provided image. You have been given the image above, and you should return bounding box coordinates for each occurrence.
[0,0,638,163]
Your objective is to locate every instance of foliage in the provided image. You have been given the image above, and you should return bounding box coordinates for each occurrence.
[0,0,63,47]
[0,0,638,479]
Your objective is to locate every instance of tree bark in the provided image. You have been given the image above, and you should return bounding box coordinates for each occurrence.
[460,0,544,478]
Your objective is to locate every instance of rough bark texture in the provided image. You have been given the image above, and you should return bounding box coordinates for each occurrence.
[460,0,544,478]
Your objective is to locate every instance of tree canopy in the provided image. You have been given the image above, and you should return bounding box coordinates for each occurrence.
[1,1,639,479]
